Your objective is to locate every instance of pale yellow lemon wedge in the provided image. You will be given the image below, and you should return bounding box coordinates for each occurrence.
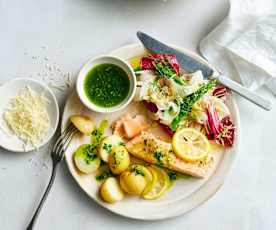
[172,128,210,162]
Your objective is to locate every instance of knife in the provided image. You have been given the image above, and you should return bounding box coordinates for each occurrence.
[137,31,272,111]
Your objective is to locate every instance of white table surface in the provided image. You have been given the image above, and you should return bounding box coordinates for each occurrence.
[1,0,276,229]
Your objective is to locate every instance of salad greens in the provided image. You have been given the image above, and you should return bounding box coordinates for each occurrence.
[171,79,217,131]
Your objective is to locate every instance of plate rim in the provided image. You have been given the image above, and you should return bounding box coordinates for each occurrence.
[61,43,240,220]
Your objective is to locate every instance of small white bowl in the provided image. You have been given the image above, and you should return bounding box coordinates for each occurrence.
[0,78,59,152]
[76,55,136,113]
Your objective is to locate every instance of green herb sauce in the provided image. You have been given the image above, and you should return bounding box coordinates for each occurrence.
[84,64,130,108]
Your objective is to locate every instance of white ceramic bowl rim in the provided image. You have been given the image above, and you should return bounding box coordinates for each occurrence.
[0,77,59,152]
[76,55,136,113]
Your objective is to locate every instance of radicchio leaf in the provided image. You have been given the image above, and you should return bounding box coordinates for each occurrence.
[212,86,228,101]
[158,122,174,137]
[140,54,180,75]
[204,103,235,147]
[143,101,158,113]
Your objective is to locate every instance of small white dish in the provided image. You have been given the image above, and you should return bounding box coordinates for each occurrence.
[76,55,136,113]
[0,78,59,152]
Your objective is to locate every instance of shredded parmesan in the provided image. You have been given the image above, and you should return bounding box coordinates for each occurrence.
[4,86,51,146]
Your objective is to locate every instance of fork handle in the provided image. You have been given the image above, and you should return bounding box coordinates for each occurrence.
[26,163,59,230]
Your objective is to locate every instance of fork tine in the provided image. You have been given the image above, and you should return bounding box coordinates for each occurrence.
[58,129,78,157]
[55,126,77,155]
[52,123,74,152]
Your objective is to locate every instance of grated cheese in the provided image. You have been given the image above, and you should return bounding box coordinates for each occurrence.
[4,86,51,146]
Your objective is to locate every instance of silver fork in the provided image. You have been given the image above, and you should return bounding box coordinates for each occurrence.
[26,123,78,230]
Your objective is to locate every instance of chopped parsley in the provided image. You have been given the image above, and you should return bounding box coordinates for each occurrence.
[119,142,125,146]
[154,151,164,165]
[130,165,145,177]
[103,143,112,153]
[91,120,108,144]
[168,170,177,181]
[111,150,125,167]
[100,160,106,166]
[95,169,114,181]
[167,170,191,181]
[91,129,103,145]
[82,144,97,164]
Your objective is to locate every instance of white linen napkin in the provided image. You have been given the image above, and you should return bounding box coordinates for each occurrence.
[199,0,276,95]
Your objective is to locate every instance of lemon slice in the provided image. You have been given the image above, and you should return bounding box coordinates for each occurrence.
[142,166,169,200]
[142,166,157,195]
[172,128,210,162]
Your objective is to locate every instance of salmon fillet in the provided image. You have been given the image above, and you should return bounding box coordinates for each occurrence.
[113,114,150,139]
[112,114,132,137]
[126,132,213,178]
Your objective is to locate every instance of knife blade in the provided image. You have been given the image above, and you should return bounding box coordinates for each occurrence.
[137,31,272,111]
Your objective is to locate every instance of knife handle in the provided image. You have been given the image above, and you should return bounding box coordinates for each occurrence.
[217,75,272,111]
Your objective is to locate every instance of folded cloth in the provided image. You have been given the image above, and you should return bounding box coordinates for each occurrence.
[199,0,276,95]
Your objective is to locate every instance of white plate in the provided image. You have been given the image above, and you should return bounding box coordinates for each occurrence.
[0,78,59,152]
[61,44,240,220]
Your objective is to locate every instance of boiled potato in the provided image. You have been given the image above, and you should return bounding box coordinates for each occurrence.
[74,144,100,174]
[70,115,94,135]
[108,146,130,175]
[119,165,148,195]
[98,135,124,162]
[100,177,124,203]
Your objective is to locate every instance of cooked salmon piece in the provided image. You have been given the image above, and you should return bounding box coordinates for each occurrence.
[112,114,132,137]
[123,115,150,139]
[126,132,213,178]
[113,114,150,139]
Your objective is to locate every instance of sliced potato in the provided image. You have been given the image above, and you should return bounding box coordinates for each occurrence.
[98,135,124,162]
[100,177,124,203]
[74,144,100,174]
[70,115,94,135]
[119,165,148,195]
[108,146,130,175]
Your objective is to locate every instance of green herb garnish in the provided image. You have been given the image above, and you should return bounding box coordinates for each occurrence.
[91,120,108,144]
[167,170,191,181]
[96,169,114,181]
[83,144,97,164]
[171,79,216,131]
[131,165,145,177]
[103,143,112,153]
[154,151,164,165]
[119,142,125,146]
[100,160,106,166]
